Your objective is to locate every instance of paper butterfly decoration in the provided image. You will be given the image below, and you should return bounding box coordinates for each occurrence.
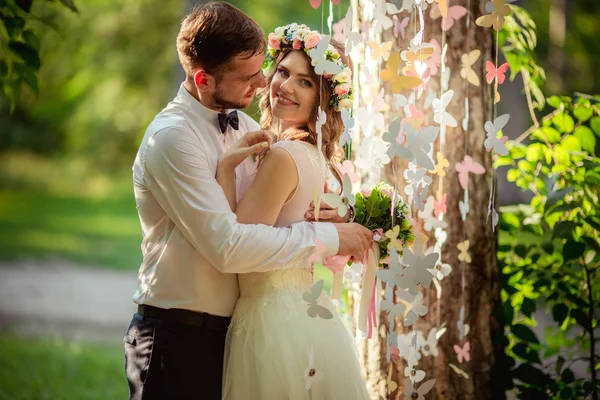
[332,17,346,43]
[342,6,362,56]
[435,0,449,17]
[387,363,398,395]
[431,152,450,177]
[309,36,343,75]
[455,155,486,190]
[303,280,333,319]
[321,173,355,217]
[316,106,326,154]
[404,104,426,129]
[403,378,436,400]
[427,262,452,281]
[382,117,414,161]
[488,205,499,231]
[457,240,472,263]
[418,196,448,232]
[486,61,510,84]
[369,40,393,63]
[381,52,423,94]
[433,193,447,218]
[373,88,391,113]
[476,0,512,31]
[339,108,354,147]
[304,345,325,390]
[460,49,481,86]
[405,167,433,186]
[405,123,440,170]
[309,0,339,9]
[336,160,360,184]
[484,113,510,155]
[458,305,471,340]
[393,15,409,39]
[459,188,470,221]
[433,90,458,128]
[399,290,429,326]
[419,327,441,357]
[430,5,467,31]
[344,262,362,283]
[454,341,471,363]
[462,97,470,131]
[426,38,443,77]
[449,363,470,379]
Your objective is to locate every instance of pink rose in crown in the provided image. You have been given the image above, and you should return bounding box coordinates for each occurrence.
[268,33,280,50]
[292,39,302,50]
[334,84,351,96]
[304,32,321,49]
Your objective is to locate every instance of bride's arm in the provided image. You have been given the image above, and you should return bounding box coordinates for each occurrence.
[228,148,298,226]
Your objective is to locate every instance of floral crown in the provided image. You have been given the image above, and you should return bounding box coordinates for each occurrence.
[263,23,354,112]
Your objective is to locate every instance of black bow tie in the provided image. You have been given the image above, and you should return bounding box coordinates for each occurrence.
[218,110,239,134]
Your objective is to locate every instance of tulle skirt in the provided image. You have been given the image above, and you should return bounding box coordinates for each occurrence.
[222,289,369,400]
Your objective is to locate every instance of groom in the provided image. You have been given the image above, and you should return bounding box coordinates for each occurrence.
[123,2,372,400]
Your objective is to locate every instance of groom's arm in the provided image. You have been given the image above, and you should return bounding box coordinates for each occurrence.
[144,127,338,273]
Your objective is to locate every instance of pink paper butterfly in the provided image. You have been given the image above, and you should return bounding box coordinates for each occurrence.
[332,18,346,43]
[454,341,471,363]
[434,193,447,218]
[336,160,360,183]
[393,15,409,39]
[309,0,340,9]
[455,155,486,190]
[426,39,443,76]
[485,61,510,84]
[431,5,468,31]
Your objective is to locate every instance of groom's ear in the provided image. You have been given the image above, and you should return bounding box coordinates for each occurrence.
[193,70,211,91]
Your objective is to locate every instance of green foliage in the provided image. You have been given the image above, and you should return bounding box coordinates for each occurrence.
[497,95,600,399]
[0,333,128,399]
[354,181,415,259]
[0,0,77,112]
[500,5,547,110]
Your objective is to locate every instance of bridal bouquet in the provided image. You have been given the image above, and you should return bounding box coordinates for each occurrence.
[354,182,415,261]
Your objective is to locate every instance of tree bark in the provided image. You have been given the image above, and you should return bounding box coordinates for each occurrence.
[351,1,503,399]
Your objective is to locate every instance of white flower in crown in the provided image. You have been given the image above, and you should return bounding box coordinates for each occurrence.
[295,28,309,40]
[337,98,353,110]
[334,67,352,84]
[274,26,285,38]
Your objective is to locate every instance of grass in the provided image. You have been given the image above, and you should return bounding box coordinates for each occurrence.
[0,333,127,400]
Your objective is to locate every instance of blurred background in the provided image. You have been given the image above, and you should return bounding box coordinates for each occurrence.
[0,0,598,398]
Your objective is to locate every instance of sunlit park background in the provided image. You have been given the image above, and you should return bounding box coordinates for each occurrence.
[0,0,599,399]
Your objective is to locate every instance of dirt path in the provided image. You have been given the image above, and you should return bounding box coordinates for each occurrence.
[0,260,138,344]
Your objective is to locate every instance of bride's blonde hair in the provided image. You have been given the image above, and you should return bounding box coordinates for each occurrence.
[258,38,352,189]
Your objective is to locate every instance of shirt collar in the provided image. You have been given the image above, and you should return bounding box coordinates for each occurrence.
[177,84,230,131]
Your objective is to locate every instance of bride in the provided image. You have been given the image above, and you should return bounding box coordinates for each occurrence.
[216,23,369,399]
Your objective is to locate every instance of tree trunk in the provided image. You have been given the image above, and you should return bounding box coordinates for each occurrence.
[351,1,503,399]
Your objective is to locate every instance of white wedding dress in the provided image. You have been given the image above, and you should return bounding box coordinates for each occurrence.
[222,140,369,400]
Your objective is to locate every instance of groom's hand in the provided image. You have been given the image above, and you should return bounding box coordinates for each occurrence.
[333,223,373,260]
[305,183,351,223]
[218,130,272,171]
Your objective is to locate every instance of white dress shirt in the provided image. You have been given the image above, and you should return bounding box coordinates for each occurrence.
[131,84,339,317]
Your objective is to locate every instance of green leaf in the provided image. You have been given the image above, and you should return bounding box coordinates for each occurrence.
[512,324,539,344]
[552,304,568,325]
[570,308,590,329]
[59,0,79,12]
[545,187,572,211]
[512,343,541,363]
[553,113,575,133]
[547,96,562,109]
[573,105,593,122]
[553,221,578,238]
[574,126,596,154]
[556,355,565,375]
[559,387,573,399]
[21,30,40,52]
[584,236,600,253]
[15,0,33,12]
[562,240,585,261]
[507,169,521,182]
[14,63,38,93]
[504,301,515,324]
[561,368,575,384]
[8,41,41,70]
[3,17,25,39]
[561,136,581,152]
[591,117,600,137]
[521,297,536,318]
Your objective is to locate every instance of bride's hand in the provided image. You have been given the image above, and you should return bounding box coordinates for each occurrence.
[218,130,272,172]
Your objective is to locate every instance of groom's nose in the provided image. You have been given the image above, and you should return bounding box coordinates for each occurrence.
[253,73,267,89]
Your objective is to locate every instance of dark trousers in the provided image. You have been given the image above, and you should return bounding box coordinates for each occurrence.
[123,312,230,400]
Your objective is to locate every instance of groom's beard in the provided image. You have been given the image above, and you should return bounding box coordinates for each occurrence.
[212,84,254,110]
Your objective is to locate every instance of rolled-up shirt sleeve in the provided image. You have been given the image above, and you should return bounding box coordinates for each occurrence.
[143,127,339,273]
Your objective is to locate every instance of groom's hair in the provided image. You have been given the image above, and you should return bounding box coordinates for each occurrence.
[177,2,266,79]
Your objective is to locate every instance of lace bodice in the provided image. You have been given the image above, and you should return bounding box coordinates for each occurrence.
[237,140,328,299]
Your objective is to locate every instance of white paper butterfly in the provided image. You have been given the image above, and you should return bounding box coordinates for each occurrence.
[309,36,343,75]
[433,90,458,128]
[342,6,362,56]
[382,117,414,161]
[484,113,510,155]
[459,189,470,221]
[339,108,354,147]
[405,123,440,170]
[457,305,470,340]
[321,173,355,217]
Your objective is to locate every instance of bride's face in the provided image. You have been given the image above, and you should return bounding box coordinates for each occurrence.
[269,51,318,128]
